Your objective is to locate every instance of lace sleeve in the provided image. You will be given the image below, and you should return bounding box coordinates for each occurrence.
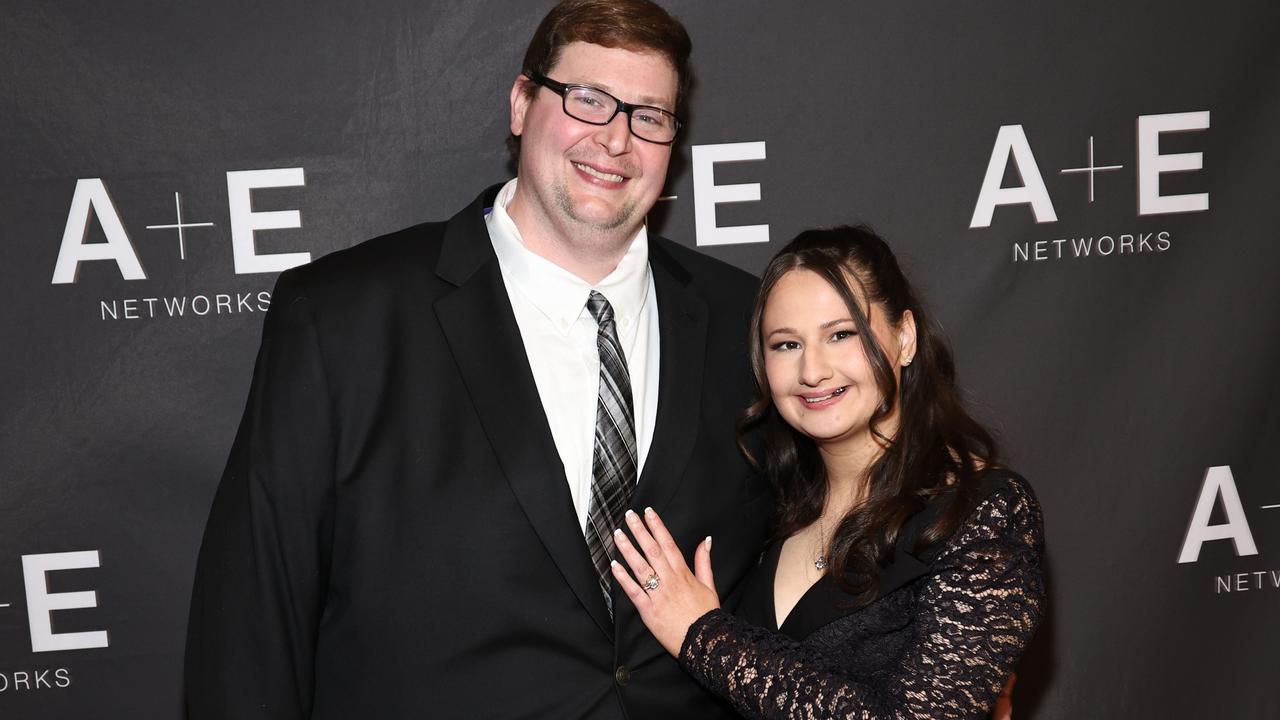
[677,478,1046,720]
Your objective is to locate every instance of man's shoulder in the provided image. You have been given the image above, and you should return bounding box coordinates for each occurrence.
[649,235,760,305]
[278,185,498,304]
[285,220,449,296]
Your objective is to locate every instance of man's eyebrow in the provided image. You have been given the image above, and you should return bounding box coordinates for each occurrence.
[631,93,674,109]
[571,79,674,110]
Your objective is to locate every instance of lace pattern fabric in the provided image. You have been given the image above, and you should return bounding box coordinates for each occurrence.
[678,476,1045,720]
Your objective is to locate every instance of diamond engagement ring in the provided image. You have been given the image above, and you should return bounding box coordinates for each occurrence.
[643,573,660,592]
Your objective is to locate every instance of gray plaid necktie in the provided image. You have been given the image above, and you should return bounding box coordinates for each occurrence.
[583,291,638,617]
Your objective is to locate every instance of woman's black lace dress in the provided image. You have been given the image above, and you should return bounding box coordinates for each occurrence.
[678,471,1045,720]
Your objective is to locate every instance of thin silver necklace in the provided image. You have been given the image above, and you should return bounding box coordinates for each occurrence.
[813,513,829,571]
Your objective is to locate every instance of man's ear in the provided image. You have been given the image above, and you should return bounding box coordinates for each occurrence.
[510,75,533,136]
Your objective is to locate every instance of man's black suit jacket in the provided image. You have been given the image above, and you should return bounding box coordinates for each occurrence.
[185,185,774,719]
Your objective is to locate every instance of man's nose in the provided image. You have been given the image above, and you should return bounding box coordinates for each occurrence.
[594,111,633,155]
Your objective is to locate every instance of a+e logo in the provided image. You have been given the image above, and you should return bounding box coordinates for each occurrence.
[51,167,310,284]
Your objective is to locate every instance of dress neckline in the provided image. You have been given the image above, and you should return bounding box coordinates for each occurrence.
[746,469,1021,641]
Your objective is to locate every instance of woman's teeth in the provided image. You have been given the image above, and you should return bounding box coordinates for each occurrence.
[804,387,846,404]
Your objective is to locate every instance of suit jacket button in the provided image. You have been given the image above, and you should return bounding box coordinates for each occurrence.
[614,665,631,685]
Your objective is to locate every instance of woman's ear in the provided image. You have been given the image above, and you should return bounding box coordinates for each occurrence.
[898,309,918,367]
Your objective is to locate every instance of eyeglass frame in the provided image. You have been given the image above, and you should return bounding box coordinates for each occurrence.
[525,71,683,145]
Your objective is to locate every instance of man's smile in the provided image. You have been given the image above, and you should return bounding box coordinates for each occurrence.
[572,160,629,183]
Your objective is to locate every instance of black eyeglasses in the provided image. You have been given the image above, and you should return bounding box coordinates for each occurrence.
[526,71,681,145]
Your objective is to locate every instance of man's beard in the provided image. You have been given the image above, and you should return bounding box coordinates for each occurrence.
[552,179,639,233]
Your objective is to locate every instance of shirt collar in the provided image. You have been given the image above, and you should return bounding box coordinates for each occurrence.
[486,178,651,334]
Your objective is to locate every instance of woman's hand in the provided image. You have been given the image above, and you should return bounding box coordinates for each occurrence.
[992,672,1016,720]
[610,507,720,657]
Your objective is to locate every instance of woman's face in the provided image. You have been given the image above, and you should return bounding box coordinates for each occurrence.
[762,268,916,455]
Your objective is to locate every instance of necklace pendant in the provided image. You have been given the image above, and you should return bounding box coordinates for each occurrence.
[813,557,828,571]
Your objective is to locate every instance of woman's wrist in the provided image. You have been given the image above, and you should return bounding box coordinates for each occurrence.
[678,607,729,666]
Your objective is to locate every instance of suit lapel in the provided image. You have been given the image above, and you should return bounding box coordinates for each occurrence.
[631,241,708,515]
[433,187,613,638]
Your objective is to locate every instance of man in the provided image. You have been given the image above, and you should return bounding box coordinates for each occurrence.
[184,1,771,717]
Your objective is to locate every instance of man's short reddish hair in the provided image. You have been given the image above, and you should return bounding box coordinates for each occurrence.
[520,0,692,110]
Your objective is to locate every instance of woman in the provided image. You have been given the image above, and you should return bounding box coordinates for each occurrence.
[610,226,1044,719]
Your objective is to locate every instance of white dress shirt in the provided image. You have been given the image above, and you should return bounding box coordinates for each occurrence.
[485,179,660,531]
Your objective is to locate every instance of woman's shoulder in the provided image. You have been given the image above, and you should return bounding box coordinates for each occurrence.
[907,468,1043,565]
[973,467,1040,513]
[951,467,1045,554]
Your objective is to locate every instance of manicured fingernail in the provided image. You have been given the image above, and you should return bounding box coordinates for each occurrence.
[610,560,620,568]
[614,528,623,536]
[644,506,655,516]
[625,509,637,518]
[705,536,713,549]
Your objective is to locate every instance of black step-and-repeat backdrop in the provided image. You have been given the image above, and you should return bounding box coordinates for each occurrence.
[2,1,1277,717]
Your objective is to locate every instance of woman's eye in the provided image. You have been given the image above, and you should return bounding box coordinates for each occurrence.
[831,330,857,342]
[769,340,800,352]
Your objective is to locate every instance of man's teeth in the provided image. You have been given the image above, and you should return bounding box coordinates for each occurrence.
[574,163,624,182]
[804,387,846,403]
